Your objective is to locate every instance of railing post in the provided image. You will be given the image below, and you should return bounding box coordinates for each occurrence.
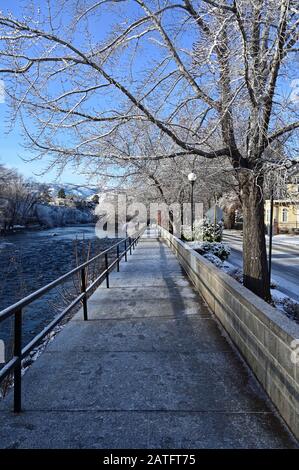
[129,237,132,255]
[117,244,120,272]
[14,308,22,413]
[81,267,88,321]
[124,240,127,262]
[105,253,110,288]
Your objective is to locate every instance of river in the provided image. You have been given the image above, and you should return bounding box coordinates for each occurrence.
[0,225,122,359]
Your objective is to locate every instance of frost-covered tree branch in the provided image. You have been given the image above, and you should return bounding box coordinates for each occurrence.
[0,0,298,300]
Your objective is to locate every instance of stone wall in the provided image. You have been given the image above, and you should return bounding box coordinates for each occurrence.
[160,227,299,440]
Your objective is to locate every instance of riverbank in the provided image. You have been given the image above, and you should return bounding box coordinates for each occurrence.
[0,221,96,237]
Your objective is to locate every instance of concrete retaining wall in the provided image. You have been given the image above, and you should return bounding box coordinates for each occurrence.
[160,227,299,440]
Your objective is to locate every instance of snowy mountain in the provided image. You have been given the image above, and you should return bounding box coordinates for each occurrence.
[48,184,98,199]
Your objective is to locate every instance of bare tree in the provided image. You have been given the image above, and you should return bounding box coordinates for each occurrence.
[0,0,298,299]
[104,121,236,209]
[0,168,39,231]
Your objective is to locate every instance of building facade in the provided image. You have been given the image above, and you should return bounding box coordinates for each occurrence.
[265,171,299,234]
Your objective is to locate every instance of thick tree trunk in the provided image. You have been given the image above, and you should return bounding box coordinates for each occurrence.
[223,208,235,229]
[241,174,271,301]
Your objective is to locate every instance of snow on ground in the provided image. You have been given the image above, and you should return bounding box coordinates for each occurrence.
[222,256,298,305]
[271,289,290,303]
[271,289,299,320]
[223,230,299,302]
[266,234,299,246]
[188,241,231,260]
[189,242,299,323]
[225,229,299,247]
[269,275,299,303]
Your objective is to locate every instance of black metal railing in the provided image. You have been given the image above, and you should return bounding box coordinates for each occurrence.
[0,231,142,412]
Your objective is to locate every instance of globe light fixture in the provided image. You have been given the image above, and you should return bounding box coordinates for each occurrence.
[188,172,197,182]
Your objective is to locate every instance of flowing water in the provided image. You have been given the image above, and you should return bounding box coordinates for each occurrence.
[0,225,120,359]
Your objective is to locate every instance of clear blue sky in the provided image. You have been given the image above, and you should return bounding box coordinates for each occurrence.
[0,0,123,185]
[0,105,89,184]
[0,0,160,185]
[1,1,296,184]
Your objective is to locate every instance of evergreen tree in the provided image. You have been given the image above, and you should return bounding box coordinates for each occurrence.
[58,188,66,199]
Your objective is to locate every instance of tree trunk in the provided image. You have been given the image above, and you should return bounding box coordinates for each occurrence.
[223,208,235,229]
[241,174,271,301]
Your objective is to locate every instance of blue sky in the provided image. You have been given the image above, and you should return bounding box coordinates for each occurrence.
[0,0,127,185]
[0,0,169,185]
[0,105,89,184]
[1,1,297,184]
[0,0,100,185]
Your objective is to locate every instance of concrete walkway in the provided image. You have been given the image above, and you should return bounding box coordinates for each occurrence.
[0,233,297,448]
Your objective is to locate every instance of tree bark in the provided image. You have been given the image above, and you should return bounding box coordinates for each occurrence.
[240,173,271,301]
[223,208,235,229]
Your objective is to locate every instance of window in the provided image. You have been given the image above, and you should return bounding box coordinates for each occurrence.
[266,209,270,223]
[282,208,288,223]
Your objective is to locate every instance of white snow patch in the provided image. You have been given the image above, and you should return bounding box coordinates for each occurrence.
[266,234,299,246]
[189,241,299,323]
[203,252,223,267]
[175,278,189,287]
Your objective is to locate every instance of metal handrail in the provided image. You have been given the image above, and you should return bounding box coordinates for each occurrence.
[0,230,143,412]
[0,236,134,321]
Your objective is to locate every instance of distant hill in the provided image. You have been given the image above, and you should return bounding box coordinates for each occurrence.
[48,184,98,199]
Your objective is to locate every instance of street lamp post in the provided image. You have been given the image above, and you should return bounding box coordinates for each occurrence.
[268,188,274,286]
[188,172,197,241]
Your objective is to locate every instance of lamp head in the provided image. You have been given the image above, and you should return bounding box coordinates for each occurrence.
[188,172,197,182]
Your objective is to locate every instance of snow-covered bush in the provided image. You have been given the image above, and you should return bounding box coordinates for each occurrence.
[209,242,231,260]
[222,264,244,283]
[202,218,223,242]
[182,218,224,242]
[191,241,211,253]
[281,298,299,320]
[202,252,223,268]
[190,241,230,260]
